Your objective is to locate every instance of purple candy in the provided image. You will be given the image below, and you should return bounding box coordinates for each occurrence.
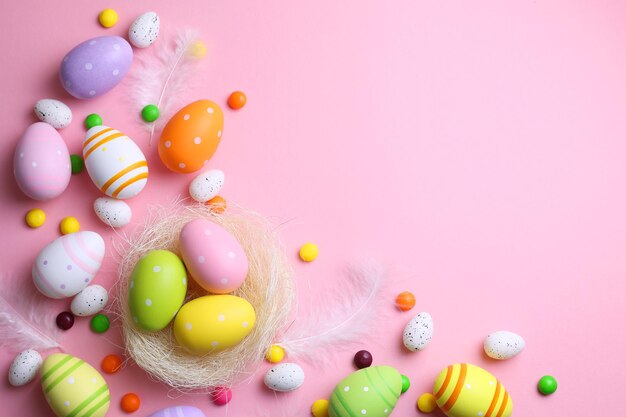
[60,36,132,99]
[148,406,206,417]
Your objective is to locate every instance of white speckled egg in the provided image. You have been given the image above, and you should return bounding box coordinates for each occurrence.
[189,169,224,203]
[129,12,160,48]
[93,197,132,227]
[34,99,72,129]
[71,285,108,316]
[403,312,434,351]
[264,363,305,392]
[9,349,42,387]
[484,330,525,360]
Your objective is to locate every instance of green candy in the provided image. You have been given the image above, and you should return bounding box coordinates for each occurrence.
[537,375,558,395]
[84,113,103,130]
[400,374,410,394]
[141,104,160,122]
[90,314,110,333]
[70,154,84,174]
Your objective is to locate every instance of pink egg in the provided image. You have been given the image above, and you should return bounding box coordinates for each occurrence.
[179,219,248,293]
[13,122,71,200]
[210,387,232,406]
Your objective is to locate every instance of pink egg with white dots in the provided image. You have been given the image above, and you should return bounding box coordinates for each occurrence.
[179,219,248,294]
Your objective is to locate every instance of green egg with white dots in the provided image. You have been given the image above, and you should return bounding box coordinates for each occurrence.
[128,250,187,331]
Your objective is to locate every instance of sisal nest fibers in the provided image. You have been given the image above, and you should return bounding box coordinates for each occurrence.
[114,203,294,391]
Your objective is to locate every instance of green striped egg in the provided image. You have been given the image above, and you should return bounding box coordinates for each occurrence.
[40,353,110,417]
[329,366,403,417]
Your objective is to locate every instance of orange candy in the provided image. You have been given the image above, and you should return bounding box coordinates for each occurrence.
[227,91,247,110]
[395,291,416,311]
[101,354,123,374]
[207,195,227,213]
[120,393,141,413]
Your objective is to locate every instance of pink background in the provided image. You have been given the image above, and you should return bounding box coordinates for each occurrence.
[1,0,625,415]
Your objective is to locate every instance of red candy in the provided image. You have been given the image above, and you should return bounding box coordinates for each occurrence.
[56,311,74,330]
[211,387,232,405]
[354,350,373,369]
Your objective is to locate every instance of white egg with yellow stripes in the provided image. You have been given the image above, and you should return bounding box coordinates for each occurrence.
[40,353,110,417]
[83,125,148,199]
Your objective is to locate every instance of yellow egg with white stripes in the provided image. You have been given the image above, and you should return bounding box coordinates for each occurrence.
[40,353,110,417]
[83,126,148,199]
[433,363,512,417]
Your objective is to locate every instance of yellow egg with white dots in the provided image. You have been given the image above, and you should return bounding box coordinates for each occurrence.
[25,208,46,228]
[60,216,80,234]
[265,344,285,363]
[299,243,318,262]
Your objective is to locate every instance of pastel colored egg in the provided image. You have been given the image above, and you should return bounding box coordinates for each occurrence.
[8,349,42,387]
[129,250,187,331]
[93,197,132,227]
[483,331,525,360]
[433,363,513,417]
[32,231,105,299]
[179,219,249,293]
[41,353,110,417]
[14,122,71,201]
[83,126,149,199]
[71,285,109,317]
[148,406,206,417]
[34,99,72,129]
[403,312,433,351]
[158,100,224,173]
[264,363,305,392]
[173,295,256,354]
[189,169,224,203]
[329,366,403,417]
[129,12,160,48]
[60,36,132,99]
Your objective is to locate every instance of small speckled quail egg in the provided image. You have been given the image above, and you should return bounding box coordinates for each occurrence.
[264,363,305,392]
[403,312,434,351]
[128,12,160,48]
[71,284,109,316]
[34,99,72,129]
[94,197,132,227]
[9,349,42,386]
[189,169,224,203]
[484,330,525,360]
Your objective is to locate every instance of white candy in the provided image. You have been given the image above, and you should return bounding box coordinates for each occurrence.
[9,349,42,386]
[484,331,525,360]
[129,12,160,48]
[71,285,109,316]
[264,363,305,392]
[94,197,132,227]
[34,99,72,129]
[189,169,224,203]
[403,312,434,351]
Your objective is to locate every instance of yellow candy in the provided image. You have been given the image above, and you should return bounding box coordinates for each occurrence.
[188,41,207,58]
[311,399,329,417]
[98,8,118,28]
[25,208,46,228]
[417,393,437,413]
[265,345,285,363]
[60,216,80,235]
[299,243,319,262]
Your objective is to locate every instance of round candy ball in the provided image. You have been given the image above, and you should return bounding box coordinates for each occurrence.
[299,243,318,262]
[101,354,123,374]
[207,195,227,213]
[210,387,232,406]
[56,311,74,330]
[227,91,247,110]
[417,393,437,413]
[538,375,558,395]
[98,8,118,28]
[265,344,285,363]
[91,313,110,333]
[60,216,80,235]
[395,291,416,311]
[311,399,329,417]
[25,208,46,228]
[141,104,160,122]
[353,350,373,369]
[188,41,207,58]
[401,374,411,394]
[84,113,103,130]
[70,154,84,174]
[120,393,140,413]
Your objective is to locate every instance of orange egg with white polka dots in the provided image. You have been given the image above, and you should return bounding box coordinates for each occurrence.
[158,100,224,173]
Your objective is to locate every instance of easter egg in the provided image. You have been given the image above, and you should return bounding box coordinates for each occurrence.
[264,363,305,392]
[71,285,108,316]
[403,312,433,351]
[83,126,148,199]
[173,295,256,354]
[129,250,187,331]
[483,331,525,360]
[180,219,249,293]
[148,407,206,417]
[60,36,132,99]
[41,353,110,417]
[14,122,71,201]
[93,197,132,227]
[329,366,403,417]
[32,231,105,299]
[129,12,160,48]
[158,100,224,173]
[433,363,513,417]
[8,349,42,387]
[189,169,224,203]
[34,99,72,129]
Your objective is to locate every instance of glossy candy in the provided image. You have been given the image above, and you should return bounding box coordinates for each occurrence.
[98,9,118,28]
[266,345,285,363]
[71,285,108,316]
[101,354,122,374]
[25,208,46,228]
[60,216,80,234]
[141,104,159,122]
[93,197,132,228]
[401,375,411,393]
[299,243,318,262]
[395,291,416,311]
[403,312,433,351]
[211,387,232,405]
[121,393,141,413]
[70,155,84,174]
[227,91,247,109]
[9,349,42,386]
[34,99,72,129]
[207,196,226,213]
[148,407,206,417]
[85,114,102,130]
[56,311,75,330]
[189,169,224,203]
[537,375,557,395]
[129,12,160,48]
[353,350,373,369]
[417,393,437,413]
[264,363,305,392]
[91,314,110,333]
[484,331,525,360]
[312,399,330,417]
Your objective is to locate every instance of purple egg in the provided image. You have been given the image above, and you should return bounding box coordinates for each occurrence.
[60,36,132,99]
[148,406,206,417]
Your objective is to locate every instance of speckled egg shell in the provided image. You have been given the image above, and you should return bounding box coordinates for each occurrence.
[9,349,42,387]
[32,231,105,299]
[14,122,71,201]
[158,100,224,173]
[71,285,108,317]
[189,169,224,203]
[402,312,433,351]
[180,219,249,293]
[148,406,206,417]
[93,197,132,227]
[264,363,305,392]
[484,331,525,360]
[83,126,148,199]
[34,99,72,129]
[60,36,132,99]
[129,12,160,48]
[41,353,110,417]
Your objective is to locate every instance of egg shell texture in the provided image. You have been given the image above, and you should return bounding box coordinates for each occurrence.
[329,366,403,417]
[14,122,71,201]
[41,353,110,417]
[180,219,249,293]
[189,169,224,203]
[71,285,109,316]
[173,295,256,354]
[402,312,434,351]
[93,197,132,227]
[83,126,148,199]
[60,36,132,99]
[148,406,206,417]
[158,100,224,173]
[34,99,72,129]
[9,349,42,387]
[129,12,160,48]
[264,363,305,392]
[433,363,513,417]
[32,231,105,299]
[484,331,525,360]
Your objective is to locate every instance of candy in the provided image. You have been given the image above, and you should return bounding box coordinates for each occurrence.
[34,99,72,129]
[401,375,410,393]
[60,216,80,234]
[537,375,558,395]
[94,197,132,227]
[71,284,108,316]
[227,91,247,110]
[484,331,525,360]
[101,354,123,374]
[91,313,110,333]
[264,363,305,392]
[141,104,160,122]
[403,312,433,351]
[417,393,437,413]
[56,311,74,330]
[129,12,160,48]
[148,407,206,417]
[353,350,372,369]
[98,8,118,28]
[266,344,285,363]
[299,243,318,262]
[189,169,224,203]
[85,113,103,129]
[121,393,141,413]
[188,41,206,58]
[25,208,46,228]
[70,154,84,174]
[395,291,415,311]
[207,195,227,213]
[9,349,42,387]
[312,399,330,417]
[210,387,232,405]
